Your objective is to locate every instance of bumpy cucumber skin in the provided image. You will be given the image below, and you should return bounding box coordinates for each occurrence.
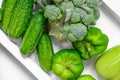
[96,45,120,80]
[1,0,17,33]
[20,11,46,55]
[0,0,6,22]
[0,9,2,21]
[7,0,34,38]
[37,33,54,72]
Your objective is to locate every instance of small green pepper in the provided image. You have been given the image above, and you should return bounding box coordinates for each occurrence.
[52,49,84,80]
[77,75,95,80]
[73,27,109,60]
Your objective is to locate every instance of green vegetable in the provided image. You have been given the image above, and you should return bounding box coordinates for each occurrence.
[1,0,17,33]
[73,0,85,7]
[73,27,109,60]
[7,0,34,38]
[36,0,52,10]
[36,0,100,42]
[96,45,120,80]
[0,9,2,21]
[20,11,46,55]
[54,0,63,4]
[48,22,88,42]
[52,49,84,80]
[44,5,62,21]
[94,9,100,20]
[86,0,100,8]
[37,32,54,72]
[63,23,87,42]
[77,75,95,80]
[70,8,84,23]
[59,1,74,13]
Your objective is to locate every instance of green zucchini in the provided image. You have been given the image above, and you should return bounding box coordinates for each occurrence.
[37,32,54,72]
[1,0,17,32]
[96,45,120,80]
[20,11,46,55]
[7,0,34,38]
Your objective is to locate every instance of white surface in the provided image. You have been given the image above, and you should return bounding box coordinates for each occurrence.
[1,1,120,80]
[101,0,120,22]
[0,44,37,80]
[0,29,52,80]
[103,0,120,18]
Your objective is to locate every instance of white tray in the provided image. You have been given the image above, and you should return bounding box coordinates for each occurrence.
[101,0,120,22]
[1,1,120,80]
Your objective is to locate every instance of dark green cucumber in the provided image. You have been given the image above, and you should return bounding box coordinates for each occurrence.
[1,0,17,32]
[7,0,34,38]
[20,11,46,55]
[0,0,6,22]
[37,33,54,72]
[0,9,2,21]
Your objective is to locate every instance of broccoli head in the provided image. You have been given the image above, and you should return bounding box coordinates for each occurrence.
[70,8,82,23]
[59,1,74,13]
[48,21,87,42]
[63,23,87,42]
[73,0,85,7]
[36,0,101,42]
[86,0,100,8]
[44,5,62,21]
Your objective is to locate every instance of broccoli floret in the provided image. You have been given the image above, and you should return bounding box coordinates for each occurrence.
[94,9,100,20]
[59,1,74,13]
[70,8,81,23]
[81,4,94,14]
[44,5,62,21]
[70,7,88,23]
[82,14,96,25]
[73,0,85,7]
[86,0,100,8]
[63,23,87,42]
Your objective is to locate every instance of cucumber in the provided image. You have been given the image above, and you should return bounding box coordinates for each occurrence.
[1,0,17,32]
[7,0,34,38]
[0,9,2,21]
[0,0,6,22]
[20,11,46,55]
[96,45,120,80]
[37,33,54,72]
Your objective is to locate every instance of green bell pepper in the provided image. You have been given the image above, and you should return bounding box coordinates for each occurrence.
[52,49,84,80]
[73,27,109,60]
[77,75,95,80]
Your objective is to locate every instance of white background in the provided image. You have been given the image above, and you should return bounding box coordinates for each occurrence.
[1,0,120,80]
